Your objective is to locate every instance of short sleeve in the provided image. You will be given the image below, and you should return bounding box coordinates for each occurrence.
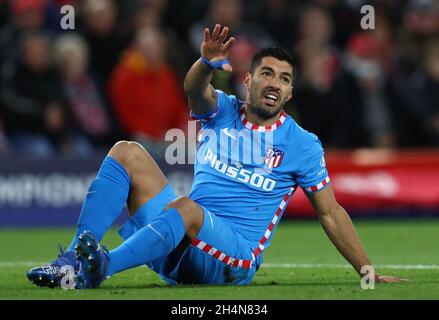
[190,90,239,129]
[296,136,331,193]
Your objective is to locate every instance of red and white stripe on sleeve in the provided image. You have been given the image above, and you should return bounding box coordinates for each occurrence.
[304,176,330,193]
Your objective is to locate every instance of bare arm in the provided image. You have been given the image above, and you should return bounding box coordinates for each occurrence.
[183,24,235,115]
[307,184,406,282]
[183,59,217,114]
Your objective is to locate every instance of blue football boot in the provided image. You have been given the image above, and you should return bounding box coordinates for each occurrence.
[26,245,78,288]
[74,230,109,289]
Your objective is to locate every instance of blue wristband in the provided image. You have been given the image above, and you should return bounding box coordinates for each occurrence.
[201,56,230,70]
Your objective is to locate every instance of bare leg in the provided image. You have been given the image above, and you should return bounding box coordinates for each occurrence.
[27,141,205,289]
[70,144,206,285]
[165,196,204,241]
[108,141,204,236]
[108,140,169,215]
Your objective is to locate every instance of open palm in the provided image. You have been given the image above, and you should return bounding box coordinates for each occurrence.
[201,24,235,72]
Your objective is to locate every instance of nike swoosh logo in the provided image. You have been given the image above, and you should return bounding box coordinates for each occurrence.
[222,128,237,141]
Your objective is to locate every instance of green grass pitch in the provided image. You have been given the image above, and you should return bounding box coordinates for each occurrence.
[0,218,438,300]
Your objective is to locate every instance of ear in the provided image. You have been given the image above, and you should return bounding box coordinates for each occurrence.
[287,87,293,101]
[244,73,251,89]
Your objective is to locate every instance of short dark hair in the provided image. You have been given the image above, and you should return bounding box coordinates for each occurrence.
[250,47,296,77]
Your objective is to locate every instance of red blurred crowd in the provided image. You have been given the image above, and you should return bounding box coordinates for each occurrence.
[0,0,437,158]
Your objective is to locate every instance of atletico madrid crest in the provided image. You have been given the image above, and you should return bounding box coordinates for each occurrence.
[264,147,284,168]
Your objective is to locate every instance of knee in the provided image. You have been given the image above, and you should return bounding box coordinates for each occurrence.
[109,140,148,167]
[166,196,204,233]
[166,196,198,215]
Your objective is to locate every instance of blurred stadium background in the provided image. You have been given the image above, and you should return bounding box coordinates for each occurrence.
[0,0,437,226]
[0,0,438,284]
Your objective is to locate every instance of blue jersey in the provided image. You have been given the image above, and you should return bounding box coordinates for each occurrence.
[189,90,330,260]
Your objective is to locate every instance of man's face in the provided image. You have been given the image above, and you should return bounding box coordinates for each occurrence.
[244,56,293,119]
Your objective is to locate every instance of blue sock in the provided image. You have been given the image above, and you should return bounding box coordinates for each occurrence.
[68,156,130,251]
[107,208,185,276]
[117,183,177,241]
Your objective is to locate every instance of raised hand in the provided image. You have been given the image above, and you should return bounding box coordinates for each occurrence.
[201,24,235,72]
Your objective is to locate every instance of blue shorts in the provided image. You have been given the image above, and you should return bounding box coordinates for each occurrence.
[118,183,259,285]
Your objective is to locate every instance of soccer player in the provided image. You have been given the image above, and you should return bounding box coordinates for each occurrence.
[27,24,404,288]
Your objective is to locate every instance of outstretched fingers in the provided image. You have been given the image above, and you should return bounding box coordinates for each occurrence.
[201,24,234,69]
[211,24,221,41]
[223,36,235,51]
[203,28,211,42]
[218,26,229,44]
[377,275,410,283]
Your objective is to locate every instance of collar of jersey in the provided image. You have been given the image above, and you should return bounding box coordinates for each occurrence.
[239,105,287,132]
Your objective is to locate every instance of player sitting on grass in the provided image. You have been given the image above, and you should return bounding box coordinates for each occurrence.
[27,24,404,288]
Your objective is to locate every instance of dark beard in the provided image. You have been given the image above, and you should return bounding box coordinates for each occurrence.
[248,103,283,121]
